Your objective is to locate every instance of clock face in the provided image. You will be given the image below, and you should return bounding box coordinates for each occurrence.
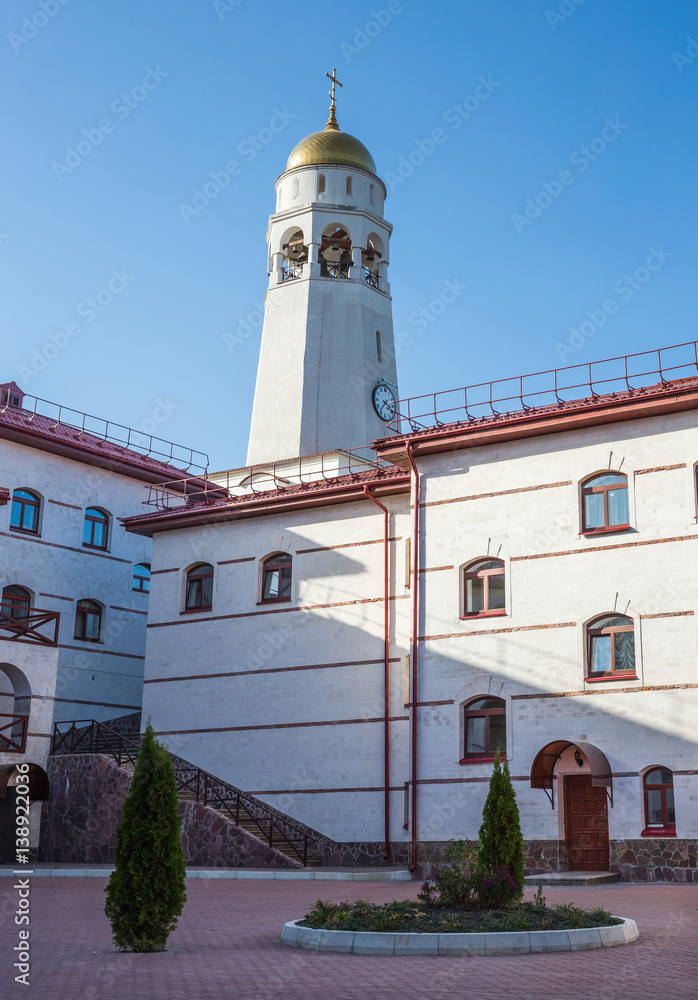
[372,383,396,422]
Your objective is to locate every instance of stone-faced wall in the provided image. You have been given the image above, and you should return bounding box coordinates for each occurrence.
[611,839,698,882]
[40,754,300,869]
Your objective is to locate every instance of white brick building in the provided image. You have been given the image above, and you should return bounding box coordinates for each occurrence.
[0,380,206,859]
[121,97,698,879]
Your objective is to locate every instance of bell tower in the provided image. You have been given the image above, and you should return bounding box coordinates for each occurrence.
[246,72,398,466]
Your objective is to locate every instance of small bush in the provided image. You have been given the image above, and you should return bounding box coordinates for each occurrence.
[471,865,519,909]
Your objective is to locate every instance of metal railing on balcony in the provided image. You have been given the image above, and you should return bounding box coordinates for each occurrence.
[320,260,351,279]
[0,713,28,753]
[364,267,380,289]
[281,261,304,281]
[51,720,321,866]
[0,606,60,646]
[387,340,698,434]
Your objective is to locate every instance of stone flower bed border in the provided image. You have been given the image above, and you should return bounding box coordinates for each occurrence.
[281,917,639,955]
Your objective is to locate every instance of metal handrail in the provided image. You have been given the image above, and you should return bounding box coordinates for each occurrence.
[0,606,60,646]
[320,260,351,279]
[141,446,399,511]
[364,268,380,289]
[387,339,698,434]
[51,720,316,866]
[0,713,28,753]
[0,392,209,475]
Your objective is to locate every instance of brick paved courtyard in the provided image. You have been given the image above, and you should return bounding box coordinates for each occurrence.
[1,878,696,1000]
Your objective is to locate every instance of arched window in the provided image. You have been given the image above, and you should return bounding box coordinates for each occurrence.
[132,564,151,593]
[462,559,505,617]
[463,697,506,760]
[185,563,213,612]
[643,767,676,834]
[318,173,325,194]
[10,489,40,534]
[1,586,31,622]
[346,175,352,195]
[74,600,102,642]
[376,330,382,363]
[83,507,109,550]
[261,553,292,603]
[581,473,629,533]
[369,183,375,204]
[587,614,635,678]
[292,177,299,199]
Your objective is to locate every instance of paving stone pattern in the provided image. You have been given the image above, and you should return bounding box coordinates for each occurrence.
[4,879,698,1000]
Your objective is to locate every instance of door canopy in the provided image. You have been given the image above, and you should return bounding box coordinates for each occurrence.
[530,740,612,789]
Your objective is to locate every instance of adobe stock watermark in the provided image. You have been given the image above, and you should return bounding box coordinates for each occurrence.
[672,33,698,73]
[545,0,588,31]
[52,66,169,181]
[8,0,70,54]
[340,1,405,62]
[17,268,135,382]
[222,300,264,352]
[138,398,179,436]
[350,277,467,395]
[178,107,295,223]
[510,116,628,234]
[385,76,501,192]
[213,0,244,20]
[554,246,672,363]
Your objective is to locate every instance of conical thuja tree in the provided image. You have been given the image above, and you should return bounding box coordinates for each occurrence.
[478,749,525,898]
[104,722,186,952]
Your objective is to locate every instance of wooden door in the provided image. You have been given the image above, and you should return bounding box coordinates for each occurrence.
[564,775,609,871]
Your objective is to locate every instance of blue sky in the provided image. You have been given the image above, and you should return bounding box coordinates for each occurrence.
[3,0,697,471]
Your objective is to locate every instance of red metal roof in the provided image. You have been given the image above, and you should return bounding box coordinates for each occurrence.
[122,465,410,535]
[0,397,207,484]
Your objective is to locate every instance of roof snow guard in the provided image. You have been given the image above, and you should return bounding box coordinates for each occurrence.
[123,454,410,536]
[385,340,698,437]
[0,388,209,482]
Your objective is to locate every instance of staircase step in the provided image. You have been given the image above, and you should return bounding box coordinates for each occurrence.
[525,871,619,887]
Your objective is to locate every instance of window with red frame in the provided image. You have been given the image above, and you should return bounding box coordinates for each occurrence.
[132,563,151,593]
[587,614,635,678]
[643,767,676,835]
[261,553,292,602]
[1,585,31,621]
[462,559,505,617]
[74,599,102,641]
[10,489,40,534]
[581,473,629,533]
[462,697,506,760]
[185,564,213,611]
[83,507,109,549]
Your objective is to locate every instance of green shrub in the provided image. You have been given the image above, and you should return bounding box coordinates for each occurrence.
[104,723,186,952]
[478,750,525,899]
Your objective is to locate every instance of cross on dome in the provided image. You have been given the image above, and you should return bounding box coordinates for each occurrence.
[324,67,342,130]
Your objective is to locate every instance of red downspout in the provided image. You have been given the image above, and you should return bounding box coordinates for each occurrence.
[363,486,391,860]
[405,442,420,871]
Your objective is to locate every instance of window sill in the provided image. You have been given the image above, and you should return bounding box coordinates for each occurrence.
[181,606,212,614]
[459,611,506,621]
[257,597,292,606]
[641,827,676,838]
[460,755,507,765]
[585,674,637,683]
[73,637,103,644]
[82,544,109,552]
[9,526,40,536]
[580,525,631,537]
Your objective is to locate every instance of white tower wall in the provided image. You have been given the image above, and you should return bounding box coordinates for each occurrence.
[247,162,398,465]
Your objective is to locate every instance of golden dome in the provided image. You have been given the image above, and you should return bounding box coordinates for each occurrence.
[286,124,377,175]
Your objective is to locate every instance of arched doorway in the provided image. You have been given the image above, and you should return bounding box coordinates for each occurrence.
[0,763,49,863]
[531,740,612,871]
